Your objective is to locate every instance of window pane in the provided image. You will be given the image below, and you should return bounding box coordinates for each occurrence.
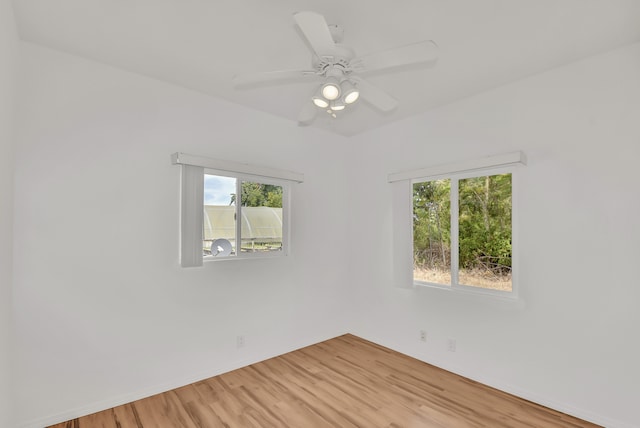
[413,179,451,285]
[203,174,237,257]
[458,174,512,291]
[239,181,283,253]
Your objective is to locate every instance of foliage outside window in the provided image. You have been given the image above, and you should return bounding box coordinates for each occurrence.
[204,173,287,259]
[413,170,514,293]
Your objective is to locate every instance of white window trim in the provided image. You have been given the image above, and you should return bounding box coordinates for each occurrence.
[172,153,303,267]
[389,151,525,301]
[172,152,304,183]
[388,151,525,183]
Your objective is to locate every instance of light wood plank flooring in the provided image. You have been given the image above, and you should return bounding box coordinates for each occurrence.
[49,334,600,427]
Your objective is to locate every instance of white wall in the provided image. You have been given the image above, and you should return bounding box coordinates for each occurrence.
[348,42,640,428]
[0,0,18,426]
[11,30,640,428]
[12,43,352,427]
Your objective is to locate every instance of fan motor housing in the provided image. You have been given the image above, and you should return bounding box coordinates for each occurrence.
[312,44,355,76]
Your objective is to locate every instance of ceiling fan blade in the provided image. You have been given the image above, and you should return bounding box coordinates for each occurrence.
[353,40,438,74]
[233,69,317,88]
[297,101,317,126]
[293,11,336,57]
[352,78,398,112]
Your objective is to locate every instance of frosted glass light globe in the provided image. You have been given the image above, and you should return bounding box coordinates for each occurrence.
[322,83,340,101]
[344,90,360,104]
[313,97,329,108]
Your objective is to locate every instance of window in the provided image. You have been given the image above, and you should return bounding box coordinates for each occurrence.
[388,151,525,296]
[172,153,303,267]
[204,173,286,258]
[413,169,514,294]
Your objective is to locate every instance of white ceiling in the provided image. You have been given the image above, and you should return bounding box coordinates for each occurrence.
[11,0,640,137]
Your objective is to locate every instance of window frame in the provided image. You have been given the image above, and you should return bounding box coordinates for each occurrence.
[202,168,291,262]
[172,152,303,268]
[411,165,519,299]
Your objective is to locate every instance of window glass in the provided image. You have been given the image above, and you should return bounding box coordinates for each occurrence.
[239,181,284,253]
[413,179,451,285]
[458,174,512,291]
[203,174,237,257]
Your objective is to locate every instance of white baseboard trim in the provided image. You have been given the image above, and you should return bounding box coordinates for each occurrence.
[19,330,634,428]
[352,331,633,428]
[19,330,349,428]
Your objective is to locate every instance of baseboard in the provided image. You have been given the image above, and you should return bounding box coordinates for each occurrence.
[19,330,349,428]
[20,330,633,428]
[352,331,633,428]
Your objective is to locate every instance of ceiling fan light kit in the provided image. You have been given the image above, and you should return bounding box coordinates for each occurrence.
[232,11,438,125]
[314,77,359,116]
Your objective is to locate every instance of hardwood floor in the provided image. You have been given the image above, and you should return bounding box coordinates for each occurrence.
[49,334,600,427]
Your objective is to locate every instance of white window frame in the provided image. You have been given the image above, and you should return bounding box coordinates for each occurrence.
[388,151,525,300]
[172,153,303,267]
[203,169,291,262]
[412,166,517,298]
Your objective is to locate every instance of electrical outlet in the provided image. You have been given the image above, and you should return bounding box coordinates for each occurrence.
[420,330,427,342]
[237,335,245,348]
[448,338,456,352]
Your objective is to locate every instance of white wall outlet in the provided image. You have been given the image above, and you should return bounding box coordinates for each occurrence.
[420,330,427,342]
[448,338,457,352]
[236,335,245,348]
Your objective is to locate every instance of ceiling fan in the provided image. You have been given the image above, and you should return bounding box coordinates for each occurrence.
[233,11,438,125]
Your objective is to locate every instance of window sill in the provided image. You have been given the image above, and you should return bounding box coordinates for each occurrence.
[414,281,526,310]
[203,252,287,263]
